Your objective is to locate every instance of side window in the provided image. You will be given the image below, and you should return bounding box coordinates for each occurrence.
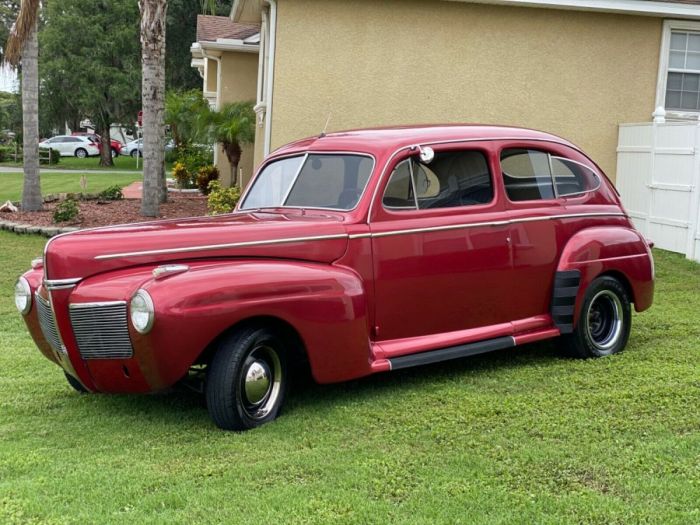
[500,149,555,201]
[551,156,601,196]
[382,150,493,211]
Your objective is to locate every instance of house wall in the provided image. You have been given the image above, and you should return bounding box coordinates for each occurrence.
[215,51,259,187]
[268,0,663,181]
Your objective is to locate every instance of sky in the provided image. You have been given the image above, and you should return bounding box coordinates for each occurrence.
[0,64,18,93]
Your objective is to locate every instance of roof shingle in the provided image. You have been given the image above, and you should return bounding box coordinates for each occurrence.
[196,15,260,42]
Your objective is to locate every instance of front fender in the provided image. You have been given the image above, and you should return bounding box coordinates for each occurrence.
[556,226,654,325]
[143,259,371,386]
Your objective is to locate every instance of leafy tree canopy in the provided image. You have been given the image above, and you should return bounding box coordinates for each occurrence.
[39,0,141,137]
[166,0,228,91]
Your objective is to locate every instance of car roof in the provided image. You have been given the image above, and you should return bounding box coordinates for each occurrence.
[271,124,581,157]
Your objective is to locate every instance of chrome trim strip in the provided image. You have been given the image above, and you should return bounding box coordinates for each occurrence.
[94,233,350,260]
[370,212,626,239]
[94,212,625,260]
[69,301,127,309]
[44,278,82,291]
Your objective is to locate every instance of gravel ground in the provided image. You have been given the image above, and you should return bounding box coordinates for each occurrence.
[6,194,208,229]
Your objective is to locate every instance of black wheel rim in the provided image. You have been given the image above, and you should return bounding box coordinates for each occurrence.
[586,290,623,351]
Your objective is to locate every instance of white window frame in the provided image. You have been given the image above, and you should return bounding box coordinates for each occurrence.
[656,19,700,120]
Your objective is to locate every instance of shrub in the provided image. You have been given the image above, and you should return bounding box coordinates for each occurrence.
[53,198,79,223]
[98,185,124,201]
[175,144,213,174]
[207,181,240,215]
[39,147,61,165]
[172,161,196,189]
[196,165,219,195]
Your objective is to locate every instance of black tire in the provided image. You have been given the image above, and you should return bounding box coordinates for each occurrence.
[130,150,138,158]
[75,148,87,158]
[64,372,89,393]
[560,276,631,358]
[205,326,288,431]
[111,148,119,158]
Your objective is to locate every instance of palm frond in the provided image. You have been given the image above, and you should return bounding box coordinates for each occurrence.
[4,0,40,67]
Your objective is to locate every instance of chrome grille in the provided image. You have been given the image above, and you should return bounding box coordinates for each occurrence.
[36,293,63,353]
[69,302,133,359]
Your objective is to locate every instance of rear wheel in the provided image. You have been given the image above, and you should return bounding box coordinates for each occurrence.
[205,326,288,431]
[130,150,138,158]
[111,148,119,158]
[560,276,631,358]
[75,148,87,158]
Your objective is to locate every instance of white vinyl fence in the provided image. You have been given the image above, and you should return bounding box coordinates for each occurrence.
[616,121,700,263]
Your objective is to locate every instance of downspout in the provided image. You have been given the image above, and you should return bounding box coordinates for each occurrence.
[263,0,277,156]
[200,46,223,166]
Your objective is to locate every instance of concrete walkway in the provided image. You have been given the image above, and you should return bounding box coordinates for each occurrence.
[122,181,143,199]
[0,167,142,175]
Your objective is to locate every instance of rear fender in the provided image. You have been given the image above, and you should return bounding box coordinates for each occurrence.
[555,227,654,328]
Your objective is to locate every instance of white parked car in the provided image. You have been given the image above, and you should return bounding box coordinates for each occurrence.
[121,138,175,157]
[121,138,142,157]
[39,135,100,158]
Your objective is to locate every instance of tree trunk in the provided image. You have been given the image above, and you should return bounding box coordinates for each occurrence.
[223,141,242,188]
[139,0,168,216]
[96,117,114,167]
[21,19,41,211]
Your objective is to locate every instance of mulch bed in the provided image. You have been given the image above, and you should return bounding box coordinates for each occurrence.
[6,194,208,229]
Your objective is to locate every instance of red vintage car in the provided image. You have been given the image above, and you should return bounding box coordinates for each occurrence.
[15,125,654,430]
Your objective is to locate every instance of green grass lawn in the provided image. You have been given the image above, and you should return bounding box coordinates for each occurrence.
[0,155,146,172]
[0,172,141,202]
[1,233,698,524]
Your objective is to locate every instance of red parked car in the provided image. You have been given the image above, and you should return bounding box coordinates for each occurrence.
[15,125,654,430]
[71,132,122,158]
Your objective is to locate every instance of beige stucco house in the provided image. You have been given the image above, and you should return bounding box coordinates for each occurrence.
[192,0,700,187]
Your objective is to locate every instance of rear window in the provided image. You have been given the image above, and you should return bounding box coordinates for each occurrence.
[501,149,600,201]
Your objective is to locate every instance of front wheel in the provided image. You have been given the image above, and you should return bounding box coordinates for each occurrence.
[130,150,138,158]
[64,372,89,393]
[205,326,288,431]
[111,148,119,158]
[560,276,631,358]
[75,148,87,158]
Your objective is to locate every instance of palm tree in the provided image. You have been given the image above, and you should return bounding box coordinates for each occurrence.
[202,101,255,187]
[139,0,168,217]
[4,0,41,211]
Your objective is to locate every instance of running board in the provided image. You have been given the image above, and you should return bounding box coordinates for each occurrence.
[388,336,515,371]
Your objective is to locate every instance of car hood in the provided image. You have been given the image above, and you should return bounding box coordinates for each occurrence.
[44,211,351,281]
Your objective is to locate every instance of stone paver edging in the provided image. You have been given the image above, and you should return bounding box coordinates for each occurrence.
[0,219,79,237]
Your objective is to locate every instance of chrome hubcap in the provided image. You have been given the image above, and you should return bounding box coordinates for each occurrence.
[240,345,282,420]
[586,290,623,351]
[244,360,271,405]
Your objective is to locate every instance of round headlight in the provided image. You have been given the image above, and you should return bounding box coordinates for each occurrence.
[14,276,32,315]
[130,289,154,334]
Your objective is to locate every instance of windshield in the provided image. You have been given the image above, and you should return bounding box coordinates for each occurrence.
[240,154,374,211]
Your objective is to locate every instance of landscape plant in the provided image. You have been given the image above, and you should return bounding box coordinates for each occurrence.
[52,198,79,223]
[207,180,240,214]
[97,185,124,201]
[199,101,255,187]
[197,165,219,195]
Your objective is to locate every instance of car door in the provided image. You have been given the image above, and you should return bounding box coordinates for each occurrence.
[46,137,66,155]
[370,144,513,344]
[497,142,604,322]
